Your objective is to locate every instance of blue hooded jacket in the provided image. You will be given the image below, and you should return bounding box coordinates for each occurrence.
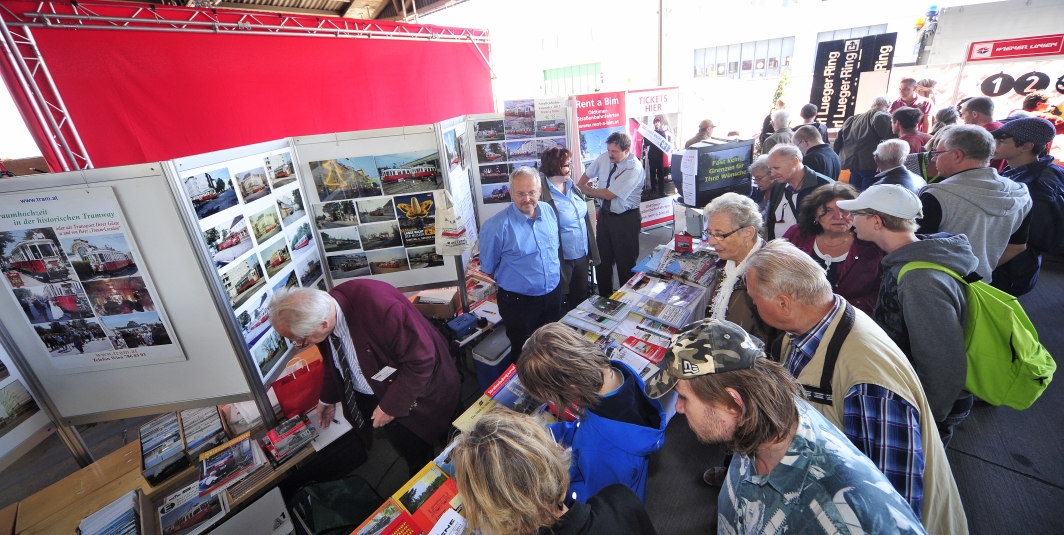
[992,155,1064,295]
[547,360,666,503]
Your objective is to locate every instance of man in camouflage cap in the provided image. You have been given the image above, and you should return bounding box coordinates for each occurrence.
[646,318,927,535]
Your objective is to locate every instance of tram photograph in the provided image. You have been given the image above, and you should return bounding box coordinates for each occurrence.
[60,234,138,281]
[0,229,74,285]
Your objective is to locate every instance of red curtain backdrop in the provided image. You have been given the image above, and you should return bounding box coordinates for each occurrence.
[8,13,493,169]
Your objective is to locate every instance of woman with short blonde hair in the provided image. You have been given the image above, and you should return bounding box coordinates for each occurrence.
[451,410,658,535]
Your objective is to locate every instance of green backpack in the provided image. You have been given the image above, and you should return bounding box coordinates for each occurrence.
[898,261,1056,410]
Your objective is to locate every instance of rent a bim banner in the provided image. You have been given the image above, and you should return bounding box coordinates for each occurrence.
[811,32,898,129]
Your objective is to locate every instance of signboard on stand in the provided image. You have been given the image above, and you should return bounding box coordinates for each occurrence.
[573,91,627,178]
[0,188,183,373]
[810,33,898,128]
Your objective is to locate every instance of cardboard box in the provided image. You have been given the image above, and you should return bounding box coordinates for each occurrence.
[410,289,461,319]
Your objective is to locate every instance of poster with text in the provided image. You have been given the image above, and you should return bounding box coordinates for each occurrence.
[627,87,680,161]
[0,187,183,373]
[574,91,626,177]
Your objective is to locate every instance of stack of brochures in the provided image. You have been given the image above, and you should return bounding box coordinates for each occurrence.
[561,308,621,336]
[197,432,267,497]
[78,490,146,535]
[179,407,228,462]
[157,481,228,535]
[453,364,552,432]
[140,413,190,486]
[260,414,317,466]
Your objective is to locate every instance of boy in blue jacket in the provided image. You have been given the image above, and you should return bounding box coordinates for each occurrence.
[518,323,666,503]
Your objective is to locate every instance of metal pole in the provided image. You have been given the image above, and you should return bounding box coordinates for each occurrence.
[658,0,663,86]
[0,16,68,171]
[0,17,80,171]
[162,164,280,429]
[0,322,94,467]
[951,43,970,106]
[23,27,93,169]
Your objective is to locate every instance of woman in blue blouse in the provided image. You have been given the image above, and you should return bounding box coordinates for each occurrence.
[540,147,599,312]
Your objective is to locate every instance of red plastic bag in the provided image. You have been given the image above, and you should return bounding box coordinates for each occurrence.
[272,358,324,419]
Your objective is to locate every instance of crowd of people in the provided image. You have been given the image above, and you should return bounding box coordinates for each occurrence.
[269,82,1063,534]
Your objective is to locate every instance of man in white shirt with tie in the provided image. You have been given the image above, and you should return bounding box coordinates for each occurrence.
[578,132,646,296]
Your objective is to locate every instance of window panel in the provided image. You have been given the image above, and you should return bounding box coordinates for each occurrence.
[754,40,769,78]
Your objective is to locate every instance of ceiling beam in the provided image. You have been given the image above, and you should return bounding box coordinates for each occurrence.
[214,2,338,17]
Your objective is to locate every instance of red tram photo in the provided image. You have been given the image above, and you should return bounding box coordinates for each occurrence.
[84,247,134,275]
[44,282,92,316]
[218,233,242,251]
[7,238,70,282]
[380,166,436,183]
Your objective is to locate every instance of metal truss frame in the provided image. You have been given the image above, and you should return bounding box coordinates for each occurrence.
[4,1,490,43]
[0,1,492,172]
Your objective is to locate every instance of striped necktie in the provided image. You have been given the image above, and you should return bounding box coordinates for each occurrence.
[329,334,365,429]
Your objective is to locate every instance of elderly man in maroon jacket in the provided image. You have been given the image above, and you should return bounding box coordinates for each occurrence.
[269,280,460,476]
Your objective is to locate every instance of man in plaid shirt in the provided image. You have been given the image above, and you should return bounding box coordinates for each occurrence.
[745,240,968,535]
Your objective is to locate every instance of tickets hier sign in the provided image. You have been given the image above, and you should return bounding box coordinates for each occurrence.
[968,34,1064,61]
[574,91,626,132]
[627,87,679,117]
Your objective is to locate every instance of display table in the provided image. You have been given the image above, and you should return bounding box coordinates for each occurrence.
[11,434,317,535]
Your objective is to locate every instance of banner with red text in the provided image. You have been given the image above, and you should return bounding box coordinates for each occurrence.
[573,91,627,176]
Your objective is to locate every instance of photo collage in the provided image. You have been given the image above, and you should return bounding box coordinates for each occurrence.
[472,99,569,206]
[182,149,318,381]
[307,149,446,283]
[0,191,177,368]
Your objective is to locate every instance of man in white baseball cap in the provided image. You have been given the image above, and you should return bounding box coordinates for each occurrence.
[838,184,980,446]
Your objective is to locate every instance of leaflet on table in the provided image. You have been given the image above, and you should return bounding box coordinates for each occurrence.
[576,295,629,319]
[610,347,653,376]
[655,280,706,309]
[158,481,229,535]
[633,299,690,329]
[307,403,353,452]
[622,272,670,298]
[470,299,501,325]
[560,313,615,337]
[613,320,671,348]
[0,187,183,373]
[621,336,668,363]
[566,309,620,330]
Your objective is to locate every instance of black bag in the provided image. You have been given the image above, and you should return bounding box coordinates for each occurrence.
[287,475,383,535]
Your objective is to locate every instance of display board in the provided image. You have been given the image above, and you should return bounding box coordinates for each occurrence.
[467,98,571,222]
[573,91,627,177]
[0,165,253,425]
[809,33,898,128]
[169,141,318,384]
[292,126,458,290]
[0,342,53,472]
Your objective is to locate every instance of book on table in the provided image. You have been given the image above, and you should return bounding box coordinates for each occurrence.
[197,432,266,497]
[633,298,691,329]
[157,481,228,535]
[352,498,422,535]
[621,336,667,364]
[576,295,629,319]
[393,462,463,534]
[452,364,549,432]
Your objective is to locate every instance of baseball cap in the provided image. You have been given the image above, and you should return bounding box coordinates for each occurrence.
[836,184,922,219]
[992,117,1056,146]
[644,319,763,399]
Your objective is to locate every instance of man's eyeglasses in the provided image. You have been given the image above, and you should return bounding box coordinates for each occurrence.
[706,226,748,240]
[288,336,312,350]
[929,148,955,159]
[512,190,539,199]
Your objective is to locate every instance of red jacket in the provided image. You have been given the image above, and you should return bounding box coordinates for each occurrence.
[783,227,885,316]
[318,279,460,443]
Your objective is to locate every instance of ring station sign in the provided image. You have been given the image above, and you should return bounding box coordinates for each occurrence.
[968,34,1064,61]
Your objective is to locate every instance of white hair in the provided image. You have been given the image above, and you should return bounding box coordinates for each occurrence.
[940,125,995,165]
[768,143,803,164]
[508,165,541,192]
[771,109,791,129]
[745,240,833,307]
[871,95,890,109]
[873,139,910,167]
[748,154,770,175]
[704,192,763,236]
[269,287,332,338]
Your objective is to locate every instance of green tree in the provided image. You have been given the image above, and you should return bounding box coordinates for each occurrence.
[204,228,219,246]
[215,178,226,193]
[0,232,15,258]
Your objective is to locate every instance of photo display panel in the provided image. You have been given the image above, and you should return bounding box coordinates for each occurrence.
[469,98,570,221]
[175,146,315,383]
[0,187,184,373]
[293,126,457,289]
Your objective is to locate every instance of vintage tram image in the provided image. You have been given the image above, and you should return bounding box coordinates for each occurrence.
[6,234,71,283]
[44,281,94,318]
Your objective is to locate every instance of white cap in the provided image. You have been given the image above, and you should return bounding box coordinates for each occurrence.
[836,184,922,219]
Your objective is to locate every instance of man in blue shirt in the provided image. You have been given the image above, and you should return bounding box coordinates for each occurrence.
[479,166,562,362]
[578,132,646,296]
[644,319,927,535]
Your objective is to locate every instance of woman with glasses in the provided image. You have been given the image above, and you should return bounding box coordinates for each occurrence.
[703,193,779,348]
[540,147,599,312]
[451,410,658,535]
[782,183,884,316]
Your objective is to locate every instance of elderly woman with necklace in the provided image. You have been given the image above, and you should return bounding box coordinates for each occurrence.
[783,182,884,316]
[703,193,779,345]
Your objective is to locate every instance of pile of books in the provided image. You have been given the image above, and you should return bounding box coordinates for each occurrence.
[140,413,190,486]
[560,295,630,337]
[197,432,267,497]
[354,462,465,535]
[157,482,228,535]
[78,490,151,535]
[633,243,719,287]
[453,364,553,433]
[259,414,317,466]
[179,407,228,462]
